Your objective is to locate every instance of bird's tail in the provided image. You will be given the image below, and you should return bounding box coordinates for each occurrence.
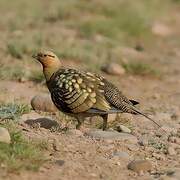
[132,107,161,128]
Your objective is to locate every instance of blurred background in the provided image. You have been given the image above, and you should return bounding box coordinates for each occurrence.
[0,0,180,178]
[0,0,180,82]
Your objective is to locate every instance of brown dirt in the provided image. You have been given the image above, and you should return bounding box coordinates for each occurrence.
[1,2,180,180]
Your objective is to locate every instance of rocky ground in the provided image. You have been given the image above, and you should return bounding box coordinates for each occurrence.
[0,0,180,180]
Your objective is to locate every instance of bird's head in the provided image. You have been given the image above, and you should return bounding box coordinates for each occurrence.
[32,50,60,68]
[32,50,61,81]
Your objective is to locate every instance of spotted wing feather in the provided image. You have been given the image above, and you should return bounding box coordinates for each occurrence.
[47,69,111,113]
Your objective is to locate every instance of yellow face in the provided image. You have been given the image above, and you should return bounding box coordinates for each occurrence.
[32,51,59,67]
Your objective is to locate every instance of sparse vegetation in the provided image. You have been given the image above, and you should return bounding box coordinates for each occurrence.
[28,70,45,83]
[7,42,23,59]
[0,0,172,80]
[122,62,160,76]
[0,0,179,179]
[0,103,30,120]
[0,123,46,172]
[0,66,25,81]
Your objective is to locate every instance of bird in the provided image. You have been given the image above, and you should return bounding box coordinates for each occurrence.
[32,50,162,131]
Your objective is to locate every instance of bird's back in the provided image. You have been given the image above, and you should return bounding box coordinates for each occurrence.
[47,68,139,115]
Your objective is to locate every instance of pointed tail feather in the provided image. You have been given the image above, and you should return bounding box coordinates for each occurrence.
[131,107,167,134]
[133,108,161,128]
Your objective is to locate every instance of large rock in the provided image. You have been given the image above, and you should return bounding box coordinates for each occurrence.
[127,160,152,173]
[101,63,126,76]
[0,127,11,144]
[85,129,137,143]
[31,94,58,112]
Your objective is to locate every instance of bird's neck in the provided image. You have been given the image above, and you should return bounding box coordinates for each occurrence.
[43,61,61,82]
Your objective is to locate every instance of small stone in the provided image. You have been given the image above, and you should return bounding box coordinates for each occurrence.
[127,144,139,151]
[127,160,152,173]
[152,93,161,99]
[117,124,131,133]
[152,22,172,37]
[139,136,149,146]
[31,94,57,112]
[85,130,138,144]
[164,168,180,180]
[52,139,61,151]
[101,63,126,76]
[67,129,83,137]
[25,117,60,130]
[55,160,65,166]
[172,168,180,179]
[159,175,177,180]
[0,127,11,144]
[161,126,177,135]
[168,136,180,145]
[167,146,176,156]
[115,161,121,166]
[112,151,130,160]
[152,153,166,160]
[118,113,134,122]
[108,114,117,122]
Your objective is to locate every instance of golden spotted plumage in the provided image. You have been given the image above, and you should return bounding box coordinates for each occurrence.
[32,50,162,130]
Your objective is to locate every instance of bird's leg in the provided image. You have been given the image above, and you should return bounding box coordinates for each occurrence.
[76,117,84,130]
[101,114,108,131]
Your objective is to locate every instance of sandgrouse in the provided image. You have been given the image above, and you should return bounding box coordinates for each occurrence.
[32,50,161,130]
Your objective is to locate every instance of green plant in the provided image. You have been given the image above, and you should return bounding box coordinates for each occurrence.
[122,62,160,76]
[28,70,45,83]
[7,43,23,59]
[0,66,25,81]
[0,103,30,120]
[0,124,46,172]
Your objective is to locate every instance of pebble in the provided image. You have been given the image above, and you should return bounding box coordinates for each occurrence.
[127,144,139,151]
[55,160,65,166]
[161,126,177,135]
[152,22,172,37]
[152,153,166,160]
[167,146,176,156]
[67,129,84,137]
[108,114,117,122]
[112,151,130,160]
[85,129,138,144]
[0,127,11,144]
[168,136,180,144]
[25,117,60,130]
[127,160,152,173]
[171,168,180,179]
[162,168,180,180]
[116,124,131,133]
[52,139,61,152]
[31,94,57,112]
[139,136,149,146]
[101,63,126,76]
[160,176,178,180]
[118,113,134,122]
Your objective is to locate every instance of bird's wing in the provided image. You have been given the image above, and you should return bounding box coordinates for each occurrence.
[102,79,140,114]
[48,69,112,113]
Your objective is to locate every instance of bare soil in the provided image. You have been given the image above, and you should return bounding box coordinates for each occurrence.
[1,1,180,180]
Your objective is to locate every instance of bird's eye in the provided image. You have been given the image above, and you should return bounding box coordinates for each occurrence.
[48,55,55,58]
[44,54,47,57]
